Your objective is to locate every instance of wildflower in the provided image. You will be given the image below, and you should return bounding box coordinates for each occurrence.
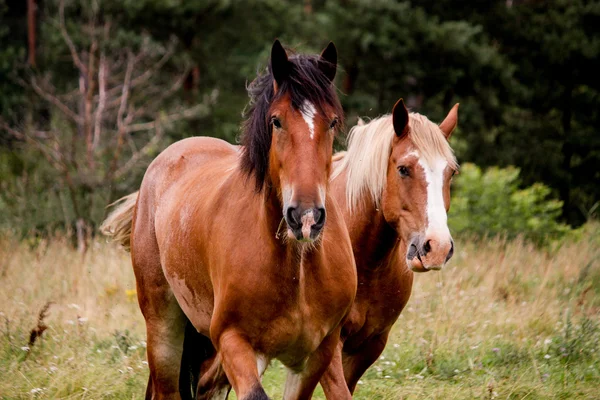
[541,373,550,382]
[393,344,400,348]
[492,348,500,353]
[544,354,551,359]
[544,339,552,345]
[30,388,44,395]
[357,380,364,385]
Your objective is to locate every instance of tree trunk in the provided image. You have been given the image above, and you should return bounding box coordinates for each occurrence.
[27,0,36,67]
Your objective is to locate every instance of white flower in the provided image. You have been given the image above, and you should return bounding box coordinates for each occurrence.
[544,354,551,359]
[21,346,30,352]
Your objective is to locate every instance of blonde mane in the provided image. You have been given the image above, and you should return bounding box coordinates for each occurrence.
[331,112,458,211]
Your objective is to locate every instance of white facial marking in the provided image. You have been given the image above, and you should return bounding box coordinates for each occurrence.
[399,150,420,164]
[301,100,317,140]
[418,157,450,238]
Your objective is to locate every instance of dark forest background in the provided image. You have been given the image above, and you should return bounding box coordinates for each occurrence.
[1,0,598,249]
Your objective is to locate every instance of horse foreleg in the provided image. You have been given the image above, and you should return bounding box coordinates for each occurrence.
[196,352,231,400]
[217,330,268,400]
[283,329,340,400]
[319,340,352,400]
[342,331,390,394]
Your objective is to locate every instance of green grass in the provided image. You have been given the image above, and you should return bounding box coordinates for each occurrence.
[1,228,599,399]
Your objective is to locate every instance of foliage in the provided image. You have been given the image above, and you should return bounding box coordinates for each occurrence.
[1,0,599,241]
[449,163,571,245]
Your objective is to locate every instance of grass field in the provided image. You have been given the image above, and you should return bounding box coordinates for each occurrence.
[1,228,599,399]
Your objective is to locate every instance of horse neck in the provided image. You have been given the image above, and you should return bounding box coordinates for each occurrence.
[332,167,402,274]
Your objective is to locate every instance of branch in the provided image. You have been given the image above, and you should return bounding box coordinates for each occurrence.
[25,77,83,124]
[0,118,64,169]
[93,50,107,150]
[59,0,87,75]
[104,37,177,101]
[113,123,163,180]
[125,103,208,133]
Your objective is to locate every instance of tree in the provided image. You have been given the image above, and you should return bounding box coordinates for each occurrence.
[0,0,212,251]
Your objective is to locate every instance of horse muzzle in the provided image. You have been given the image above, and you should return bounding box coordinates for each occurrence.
[406,235,454,273]
[285,206,326,242]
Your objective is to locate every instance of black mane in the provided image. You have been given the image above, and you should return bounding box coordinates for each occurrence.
[239,52,343,192]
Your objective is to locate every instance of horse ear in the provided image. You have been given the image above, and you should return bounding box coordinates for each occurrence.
[392,98,409,138]
[318,42,337,82]
[271,39,290,88]
[439,103,459,139]
[357,117,365,126]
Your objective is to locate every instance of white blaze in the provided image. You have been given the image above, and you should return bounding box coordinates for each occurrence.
[418,157,450,237]
[301,100,317,140]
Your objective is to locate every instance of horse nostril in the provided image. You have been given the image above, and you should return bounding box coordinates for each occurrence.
[313,207,326,230]
[286,207,301,229]
[445,240,454,263]
[423,240,432,256]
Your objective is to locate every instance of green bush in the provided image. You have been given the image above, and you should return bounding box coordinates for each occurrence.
[449,163,571,246]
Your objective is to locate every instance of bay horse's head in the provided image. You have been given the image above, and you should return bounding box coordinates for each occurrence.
[240,40,343,242]
[334,99,458,271]
[385,100,459,272]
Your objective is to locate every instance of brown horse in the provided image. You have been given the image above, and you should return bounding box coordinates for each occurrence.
[319,99,459,397]
[101,41,357,400]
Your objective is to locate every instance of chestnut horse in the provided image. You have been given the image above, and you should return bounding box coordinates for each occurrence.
[319,99,459,397]
[101,41,357,400]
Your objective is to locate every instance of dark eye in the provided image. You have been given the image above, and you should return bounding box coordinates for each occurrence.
[329,119,338,130]
[398,166,410,177]
[272,117,282,129]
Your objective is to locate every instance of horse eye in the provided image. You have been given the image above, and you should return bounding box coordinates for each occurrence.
[329,119,338,130]
[272,118,282,129]
[398,166,410,177]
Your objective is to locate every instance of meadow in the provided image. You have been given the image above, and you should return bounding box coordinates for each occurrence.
[1,229,599,399]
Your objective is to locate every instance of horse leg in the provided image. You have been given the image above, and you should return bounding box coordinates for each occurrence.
[319,341,352,400]
[282,329,340,400]
[216,330,268,400]
[133,226,187,399]
[196,353,231,400]
[141,288,188,400]
[342,331,390,394]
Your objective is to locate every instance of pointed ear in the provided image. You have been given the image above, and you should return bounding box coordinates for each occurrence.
[392,98,409,138]
[439,103,459,139]
[271,39,290,88]
[357,117,365,126]
[318,42,337,82]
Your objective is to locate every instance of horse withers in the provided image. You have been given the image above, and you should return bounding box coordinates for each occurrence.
[102,41,357,400]
[319,99,459,397]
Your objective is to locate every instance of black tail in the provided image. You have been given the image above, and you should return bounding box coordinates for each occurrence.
[179,320,204,400]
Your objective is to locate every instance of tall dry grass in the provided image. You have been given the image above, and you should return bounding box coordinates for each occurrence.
[0,226,599,399]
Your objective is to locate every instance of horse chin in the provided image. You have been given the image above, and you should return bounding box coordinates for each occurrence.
[407,257,434,273]
[287,228,321,244]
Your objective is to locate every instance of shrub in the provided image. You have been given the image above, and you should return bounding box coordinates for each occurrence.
[448,163,571,246]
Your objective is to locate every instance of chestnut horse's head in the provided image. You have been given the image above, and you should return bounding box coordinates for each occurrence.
[334,99,459,271]
[240,40,343,242]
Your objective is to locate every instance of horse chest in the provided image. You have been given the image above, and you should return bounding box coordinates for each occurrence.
[344,267,412,347]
